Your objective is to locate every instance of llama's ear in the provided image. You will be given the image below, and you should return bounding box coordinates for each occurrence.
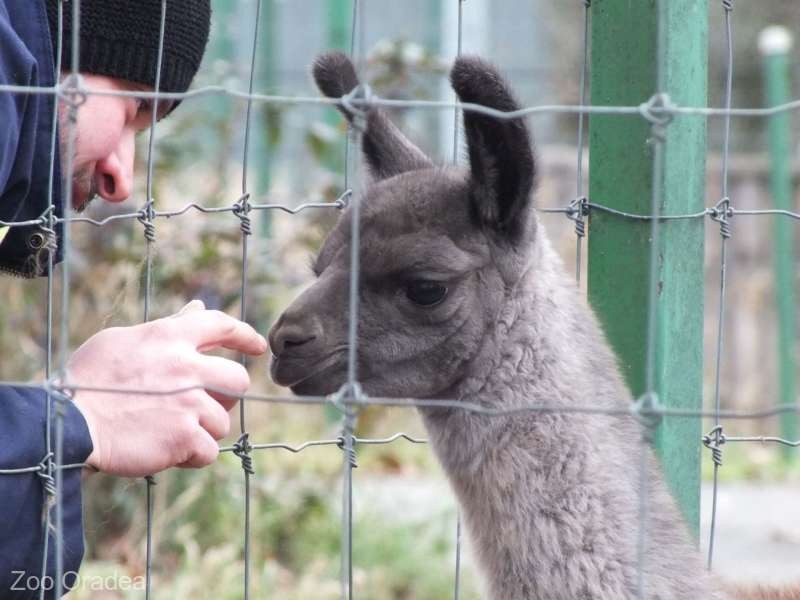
[450,56,536,241]
[313,51,433,180]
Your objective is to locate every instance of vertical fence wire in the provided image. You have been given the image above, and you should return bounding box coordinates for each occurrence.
[452,1,465,598]
[141,3,168,598]
[142,0,167,323]
[707,0,735,571]
[342,0,360,193]
[635,0,670,596]
[54,0,83,595]
[573,0,591,283]
[237,0,264,597]
[39,1,65,597]
[341,3,361,598]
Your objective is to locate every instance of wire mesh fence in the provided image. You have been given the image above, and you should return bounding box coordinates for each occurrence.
[0,0,799,598]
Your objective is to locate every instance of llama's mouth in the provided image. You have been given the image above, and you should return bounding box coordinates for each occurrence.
[270,352,346,395]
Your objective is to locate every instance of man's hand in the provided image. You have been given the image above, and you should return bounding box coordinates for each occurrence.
[68,300,267,477]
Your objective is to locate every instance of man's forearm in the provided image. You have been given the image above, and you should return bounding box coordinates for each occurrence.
[0,386,93,598]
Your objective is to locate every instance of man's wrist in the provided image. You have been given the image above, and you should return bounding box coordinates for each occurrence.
[70,392,100,472]
[81,462,100,480]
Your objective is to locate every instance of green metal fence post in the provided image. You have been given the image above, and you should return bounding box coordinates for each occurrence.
[322,0,352,173]
[254,0,276,237]
[208,0,235,121]
[589,0,707,536]
[759,26,797,456]
[327,0,352,51]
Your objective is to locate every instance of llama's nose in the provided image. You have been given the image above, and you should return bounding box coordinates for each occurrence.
[268,314,321,357]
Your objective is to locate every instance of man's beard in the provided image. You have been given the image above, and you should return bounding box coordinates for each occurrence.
[57,110,98,213]
[71,166,99,213]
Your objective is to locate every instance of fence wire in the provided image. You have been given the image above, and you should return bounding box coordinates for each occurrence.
[0,0,797,598]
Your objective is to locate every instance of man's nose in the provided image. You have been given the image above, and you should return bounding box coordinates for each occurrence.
[94,133,134,203]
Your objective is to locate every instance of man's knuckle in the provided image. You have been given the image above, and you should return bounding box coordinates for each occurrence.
[212,311,239,335]
[169,352,195,378]
[207,417,229,442]
[148,317,175,340]
[195,438,219,466]
[173,414,197,443]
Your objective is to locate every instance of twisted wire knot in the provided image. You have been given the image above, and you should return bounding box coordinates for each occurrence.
[709,198,733,239]
[341,84,374,132]
[138,202,156,243]
[51,387,71,417]
[336,189,353,211]
[37,452,56,500]
[631,391,662,436]
[38,216,58,254]
[145,475,157,486]
[233,194,252,236]
[567,196,589,238]
[233,433,255,475]
[583,0,591,6]
[639,93,674,144]
[38,205,56,230]
[722,0,733,11]
[329,382,364,416]
[336,435,358,468]
[702,426,726,467]
[57,73,88,119]
[37,214,58,256]
[331,383,362,469]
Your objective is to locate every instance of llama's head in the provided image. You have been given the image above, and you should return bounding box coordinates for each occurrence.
[269,52,537,398]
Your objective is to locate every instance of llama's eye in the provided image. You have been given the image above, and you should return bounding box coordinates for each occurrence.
[406,281,447,307]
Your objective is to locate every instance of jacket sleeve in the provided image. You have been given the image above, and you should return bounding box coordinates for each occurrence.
[0,2,31,201]
[0,0,64,277]
[0,387,93,599]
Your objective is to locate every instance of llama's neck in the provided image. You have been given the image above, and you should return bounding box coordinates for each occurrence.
[424,234,625,447]
[419,235,724,600]
[421,234,615,485]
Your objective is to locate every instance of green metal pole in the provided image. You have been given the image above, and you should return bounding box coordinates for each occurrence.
[589,0,707,536]
[322,0,352,425]
[322,0,352,172]
[208,0,235,121]
[327,0,351,51]
[254,0,276,237]
[759,26,797,456]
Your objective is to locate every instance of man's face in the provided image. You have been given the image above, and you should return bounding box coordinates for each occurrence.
[57,74,172,212]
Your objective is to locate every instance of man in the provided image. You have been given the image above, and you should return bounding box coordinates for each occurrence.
[0,1,267,595]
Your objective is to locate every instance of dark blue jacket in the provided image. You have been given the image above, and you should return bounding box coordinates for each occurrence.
[1,1,94,597]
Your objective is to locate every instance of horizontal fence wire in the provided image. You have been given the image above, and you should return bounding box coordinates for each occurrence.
[0,0,798,597]
[5,79,800,118]
[2,380,800,421]
[1,198,799,231]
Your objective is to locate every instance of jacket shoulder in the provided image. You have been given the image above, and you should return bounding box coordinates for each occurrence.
[0,0,62,278]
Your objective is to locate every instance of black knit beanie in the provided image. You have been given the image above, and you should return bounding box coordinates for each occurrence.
[45,0,211,94]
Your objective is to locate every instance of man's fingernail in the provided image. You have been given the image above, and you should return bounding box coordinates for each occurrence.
[178,299,206,315]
